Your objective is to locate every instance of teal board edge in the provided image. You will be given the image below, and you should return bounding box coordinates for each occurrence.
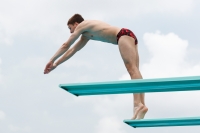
[59,76,200,96]
[124,117,200,128]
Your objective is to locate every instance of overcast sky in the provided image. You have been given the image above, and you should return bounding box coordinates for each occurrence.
[1,0,200,132]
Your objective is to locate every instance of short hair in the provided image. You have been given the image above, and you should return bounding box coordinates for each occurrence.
[67,14,84,25]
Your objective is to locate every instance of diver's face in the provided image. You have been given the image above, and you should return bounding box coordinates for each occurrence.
[68,22,78,33]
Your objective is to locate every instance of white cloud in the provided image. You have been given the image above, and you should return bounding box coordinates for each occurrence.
[141,31,200,78]
[2,56,48,89]
[138,0,194,14]
[0,110,6,120]
[95,116,126,133]
[0,28,13,45]
[0,58,2,84]
[70,94,133,133]
[0,0,68,46]
[18,57,46,69]
[93,95,132,116]
[70,94,132,116]
[9,125,31,132]
[64,58,94,69]
[118,74,131,80]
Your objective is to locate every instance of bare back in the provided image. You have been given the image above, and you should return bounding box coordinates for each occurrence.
[78,20,121,44]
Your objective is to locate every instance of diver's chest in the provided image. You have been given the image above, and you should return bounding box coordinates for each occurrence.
[82,31,104,40]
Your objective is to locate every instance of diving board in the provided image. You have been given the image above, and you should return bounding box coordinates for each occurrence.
[124,117,200,128]
[59,76,200,96]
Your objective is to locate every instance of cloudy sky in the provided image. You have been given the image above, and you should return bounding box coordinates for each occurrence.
[1,0,200,132]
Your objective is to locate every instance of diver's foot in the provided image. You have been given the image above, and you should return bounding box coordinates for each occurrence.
[136,106,148,120]
[131,103,144,120]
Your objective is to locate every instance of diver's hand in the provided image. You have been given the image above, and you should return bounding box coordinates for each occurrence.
[44,61,57,74]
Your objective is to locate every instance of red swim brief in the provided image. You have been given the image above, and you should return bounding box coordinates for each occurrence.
[116,28,138,45]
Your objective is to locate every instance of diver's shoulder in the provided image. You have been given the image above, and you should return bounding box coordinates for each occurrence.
[82,20,109,25]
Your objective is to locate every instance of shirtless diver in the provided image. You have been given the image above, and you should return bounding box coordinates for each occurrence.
[44,14,148,120]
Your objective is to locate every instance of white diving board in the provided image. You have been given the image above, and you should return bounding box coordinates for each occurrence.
[124,117,200,128]
[59,76,200,96]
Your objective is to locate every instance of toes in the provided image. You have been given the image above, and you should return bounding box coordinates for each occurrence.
[132,115,137,120]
